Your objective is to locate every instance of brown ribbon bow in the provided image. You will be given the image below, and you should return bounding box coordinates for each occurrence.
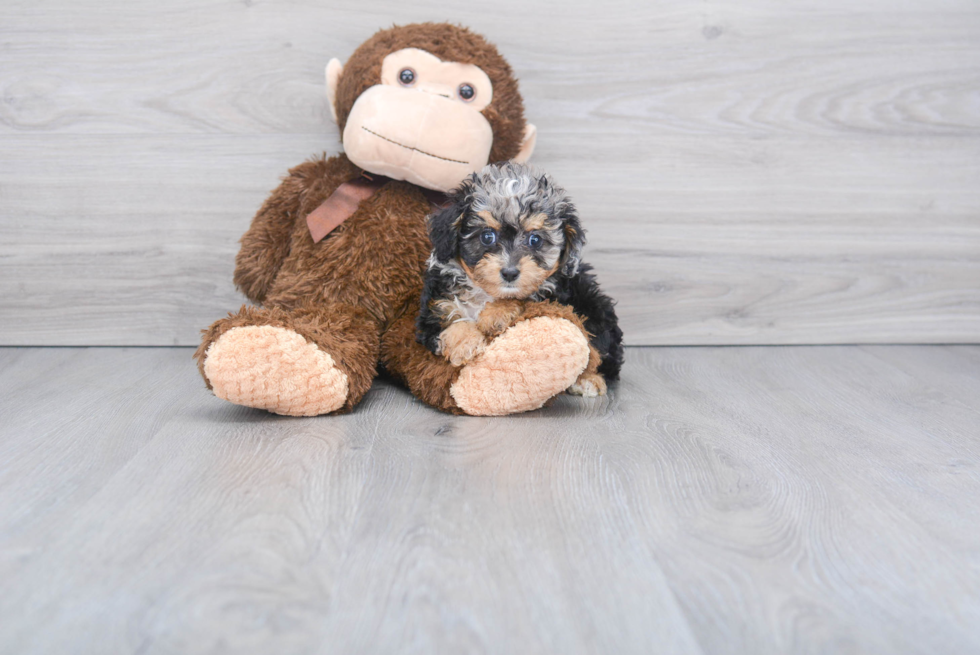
[306,173,450,244]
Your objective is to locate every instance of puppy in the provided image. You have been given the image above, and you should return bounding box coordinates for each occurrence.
[416,162,623,397]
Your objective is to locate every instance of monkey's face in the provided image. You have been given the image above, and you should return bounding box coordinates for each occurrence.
[459,209,565,300]
[336,48,496,192]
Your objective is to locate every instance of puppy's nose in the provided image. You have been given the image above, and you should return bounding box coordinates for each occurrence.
[500,267,520,283]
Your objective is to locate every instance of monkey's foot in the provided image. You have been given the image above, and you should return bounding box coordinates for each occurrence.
[450,316,590,416]
[202,325,348,416]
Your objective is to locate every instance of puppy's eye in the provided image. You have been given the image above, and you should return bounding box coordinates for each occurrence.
[480,228,497,247]
[399,68,416,86]
[527,233,543,249]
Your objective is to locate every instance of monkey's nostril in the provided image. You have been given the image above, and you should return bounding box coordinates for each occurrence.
[500,267,520,283]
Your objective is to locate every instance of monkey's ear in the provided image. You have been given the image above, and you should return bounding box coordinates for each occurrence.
[559,207,586,277]
[512,124,537,163]
[325,58,344,123]
[427,200,466,263]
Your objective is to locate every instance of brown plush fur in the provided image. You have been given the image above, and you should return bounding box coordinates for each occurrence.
[195,301,380,413]
[232,156,360,304]
[379,299,466,414]
[195,23,590,414]
[196,157,432,412]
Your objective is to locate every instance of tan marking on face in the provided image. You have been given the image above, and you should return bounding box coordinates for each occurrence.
[522,213,549,231]
[514,255,559,297]
[469,253,507,297]
[467,253,558,299]
[476,210,501,230]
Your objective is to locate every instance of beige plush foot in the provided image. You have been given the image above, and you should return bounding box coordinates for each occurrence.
[450,316,590,416]
[203,325,348,416]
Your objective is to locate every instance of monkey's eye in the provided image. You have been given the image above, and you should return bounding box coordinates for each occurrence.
[527,233,543,249]
[458,83,475,101]
[480,228,497,247]
[399,68,416,86]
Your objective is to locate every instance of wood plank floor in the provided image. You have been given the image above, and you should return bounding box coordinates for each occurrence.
[0,346,978,654]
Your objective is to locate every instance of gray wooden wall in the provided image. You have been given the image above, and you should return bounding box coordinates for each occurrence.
[2,0,978,346]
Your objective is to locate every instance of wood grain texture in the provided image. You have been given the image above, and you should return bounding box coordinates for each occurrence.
[0,345,978,653]
[1,0,979,345]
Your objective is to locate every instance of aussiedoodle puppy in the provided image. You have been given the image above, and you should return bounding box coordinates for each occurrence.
[416,162,623,396]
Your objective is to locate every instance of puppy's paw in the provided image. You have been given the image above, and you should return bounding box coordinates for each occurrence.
[567,372,607,397]
[476,300,525,337]
[439,321,488,366]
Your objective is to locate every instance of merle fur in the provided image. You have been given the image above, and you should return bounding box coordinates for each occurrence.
[416,164,624,381]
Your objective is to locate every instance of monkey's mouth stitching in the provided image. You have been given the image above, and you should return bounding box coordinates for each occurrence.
[361,127,469,165]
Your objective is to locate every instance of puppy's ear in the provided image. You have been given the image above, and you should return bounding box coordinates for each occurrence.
[428,176,476,263]
[428,200,465,263]
[558,204,586,277]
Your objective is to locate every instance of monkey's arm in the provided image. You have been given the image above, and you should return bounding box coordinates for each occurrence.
[234,155,358,304]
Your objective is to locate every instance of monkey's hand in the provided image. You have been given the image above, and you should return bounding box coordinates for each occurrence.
[476,300,525,338]
[567,371,607,397]
[438,321,488,366]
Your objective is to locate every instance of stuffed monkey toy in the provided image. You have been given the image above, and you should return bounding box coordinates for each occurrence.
[195,23,600,416]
